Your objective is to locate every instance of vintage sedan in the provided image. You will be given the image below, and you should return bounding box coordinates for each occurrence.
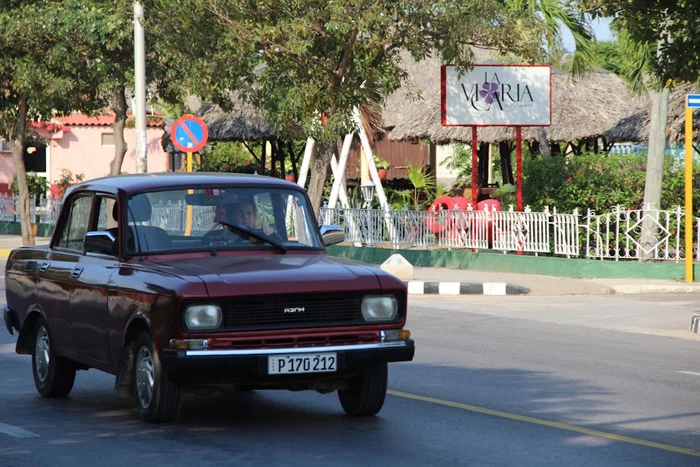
[3,173,414,422]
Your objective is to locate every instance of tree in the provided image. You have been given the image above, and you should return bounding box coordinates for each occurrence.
[585,1,700,257]
[0,1,108,245]
[147,0,553,215]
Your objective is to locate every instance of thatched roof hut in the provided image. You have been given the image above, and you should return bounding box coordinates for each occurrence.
[197,100,276,142]
[605,82,700,143]
[385,54,648,145]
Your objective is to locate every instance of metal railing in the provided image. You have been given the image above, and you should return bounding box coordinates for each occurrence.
[4,194,699,262]
[319,202,700,262]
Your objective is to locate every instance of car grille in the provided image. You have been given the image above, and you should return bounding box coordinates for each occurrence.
[220,292,367,331]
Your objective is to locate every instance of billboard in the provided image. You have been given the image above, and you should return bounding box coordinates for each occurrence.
[441,65,552,126]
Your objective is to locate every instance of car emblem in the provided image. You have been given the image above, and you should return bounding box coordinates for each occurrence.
[283,307,305,314]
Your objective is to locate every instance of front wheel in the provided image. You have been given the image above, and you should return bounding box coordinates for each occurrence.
[338,364,388,416]
[133,333,182,423]
[32,318,76,398]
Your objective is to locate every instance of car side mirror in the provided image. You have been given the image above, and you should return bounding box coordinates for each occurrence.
[84,231,117,256]
[319,225,345,247]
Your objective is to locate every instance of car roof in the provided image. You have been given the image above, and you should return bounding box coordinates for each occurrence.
[65,172,299,197]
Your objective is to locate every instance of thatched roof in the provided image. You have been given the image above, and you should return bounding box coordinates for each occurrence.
[385,55,648,145]
[197,100,276,142]
[605,82,700,142]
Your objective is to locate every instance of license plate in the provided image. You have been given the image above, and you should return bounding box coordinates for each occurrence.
[268,353,337,375]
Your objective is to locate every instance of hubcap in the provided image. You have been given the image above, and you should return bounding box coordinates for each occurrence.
[35,326,50,383]
[135,346,155,408]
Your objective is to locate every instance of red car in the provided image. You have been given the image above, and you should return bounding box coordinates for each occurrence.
[3,173,414,422]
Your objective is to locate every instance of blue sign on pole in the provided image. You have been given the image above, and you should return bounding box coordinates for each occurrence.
[170,115,208,153]
[687,94,700,108]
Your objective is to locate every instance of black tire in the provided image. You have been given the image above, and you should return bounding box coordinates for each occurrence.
[133,332,182,423]
[338,364,388,416]
[32,317,76,398]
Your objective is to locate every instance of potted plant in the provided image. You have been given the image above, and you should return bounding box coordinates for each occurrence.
[374,155,390,180]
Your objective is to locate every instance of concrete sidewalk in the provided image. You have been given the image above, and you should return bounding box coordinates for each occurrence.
[2,234,700,296]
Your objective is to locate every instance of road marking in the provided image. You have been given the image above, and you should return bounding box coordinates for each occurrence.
[388,390,700,458]
[0,423,40,438]
[677,371,700,377]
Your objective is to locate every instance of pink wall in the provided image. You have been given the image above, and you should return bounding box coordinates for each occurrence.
[0,125,169,190]
[48,126,169,183]
[0,152,14,186]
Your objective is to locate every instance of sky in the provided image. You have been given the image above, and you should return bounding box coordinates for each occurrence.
[562,16,613,51]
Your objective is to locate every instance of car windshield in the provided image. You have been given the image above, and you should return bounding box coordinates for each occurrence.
[124,186,322,255]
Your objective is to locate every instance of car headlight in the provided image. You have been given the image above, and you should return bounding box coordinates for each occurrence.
[361,296,398,321]
[184,304,222,330]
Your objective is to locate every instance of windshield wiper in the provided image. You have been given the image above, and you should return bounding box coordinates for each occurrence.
[217,221,287,254]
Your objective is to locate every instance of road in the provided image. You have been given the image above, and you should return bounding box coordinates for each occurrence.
[1,271,699,466]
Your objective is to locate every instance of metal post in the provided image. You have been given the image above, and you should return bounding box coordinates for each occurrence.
[685,105,694,282]
[471,126,478,205]
[516,126,523,212]
[134,1,147,173]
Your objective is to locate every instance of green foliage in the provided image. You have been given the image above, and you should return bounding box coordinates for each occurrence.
[374,155,389,170]
[588,1,700,86]
[523,153,700,212]
[198,141,261,174]
[441,145,473,187]
[507,0,595,76]
[147,0,552,142]
[54,169,85,198]
[10,172,48,199]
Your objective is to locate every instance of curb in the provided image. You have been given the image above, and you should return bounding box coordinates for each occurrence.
[405,281,530,296]
[0,248,11,260]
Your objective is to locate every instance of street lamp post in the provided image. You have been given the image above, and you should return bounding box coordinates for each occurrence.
[360,180,375,245]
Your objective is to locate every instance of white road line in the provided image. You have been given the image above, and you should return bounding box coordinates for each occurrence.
[677,371,700,377]
[0,423,40,438]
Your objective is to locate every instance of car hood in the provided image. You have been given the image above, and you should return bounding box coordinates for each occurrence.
[150,253,384,298]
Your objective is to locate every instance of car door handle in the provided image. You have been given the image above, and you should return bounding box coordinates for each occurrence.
[71,266,83,278]
[39,262,50,273]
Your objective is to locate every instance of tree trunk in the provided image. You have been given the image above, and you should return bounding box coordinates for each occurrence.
[639,87,670,260]
[110,88,128,175]
[537,128,551,158]
[499,141,514,186]
[307,140,334,217]
[12,95,34,246]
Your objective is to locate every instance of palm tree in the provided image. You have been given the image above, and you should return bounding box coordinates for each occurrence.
[507,0,596,76]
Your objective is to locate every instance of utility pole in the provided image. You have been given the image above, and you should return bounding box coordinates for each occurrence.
[134,1,147,173]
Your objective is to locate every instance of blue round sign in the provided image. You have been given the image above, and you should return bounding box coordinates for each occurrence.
[170,115,208,152]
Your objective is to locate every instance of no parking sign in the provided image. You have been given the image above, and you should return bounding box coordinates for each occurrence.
[170,115,208,153]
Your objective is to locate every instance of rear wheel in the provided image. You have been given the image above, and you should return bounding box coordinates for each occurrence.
[32,318,76,398]
[133,332,182,423]
[338,364,388,416]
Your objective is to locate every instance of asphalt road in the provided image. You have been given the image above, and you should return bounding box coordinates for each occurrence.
[1,273,699,466]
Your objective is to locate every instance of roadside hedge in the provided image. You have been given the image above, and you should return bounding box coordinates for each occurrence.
[522,153,700,213]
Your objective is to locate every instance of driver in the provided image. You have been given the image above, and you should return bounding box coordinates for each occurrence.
[227,200,257,229]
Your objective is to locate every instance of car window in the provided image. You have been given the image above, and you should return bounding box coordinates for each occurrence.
[56,195,93,251]
[96,197,118,231]
[124,187,322,254]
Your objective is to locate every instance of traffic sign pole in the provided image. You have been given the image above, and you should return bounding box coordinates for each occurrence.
[685,96,695,282]
[185,152,194,236]
[170,115,208,237]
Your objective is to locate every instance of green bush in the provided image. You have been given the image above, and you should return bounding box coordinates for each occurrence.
[9,172,49,200]
[523,152,700,213]
[198,141,261,174]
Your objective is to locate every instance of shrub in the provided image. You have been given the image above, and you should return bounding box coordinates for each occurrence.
[523,152,700,213]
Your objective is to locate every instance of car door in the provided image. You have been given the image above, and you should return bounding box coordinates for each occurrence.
[38,194,93,355]
[70,195,119,369]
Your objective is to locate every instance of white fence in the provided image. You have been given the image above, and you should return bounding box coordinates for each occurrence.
[319,203,700,262]
[4,194,698,262]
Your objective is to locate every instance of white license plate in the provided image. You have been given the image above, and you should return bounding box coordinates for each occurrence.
[268,353,337,375]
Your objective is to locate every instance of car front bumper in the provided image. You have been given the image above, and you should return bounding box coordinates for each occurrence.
[161,339,415,380]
